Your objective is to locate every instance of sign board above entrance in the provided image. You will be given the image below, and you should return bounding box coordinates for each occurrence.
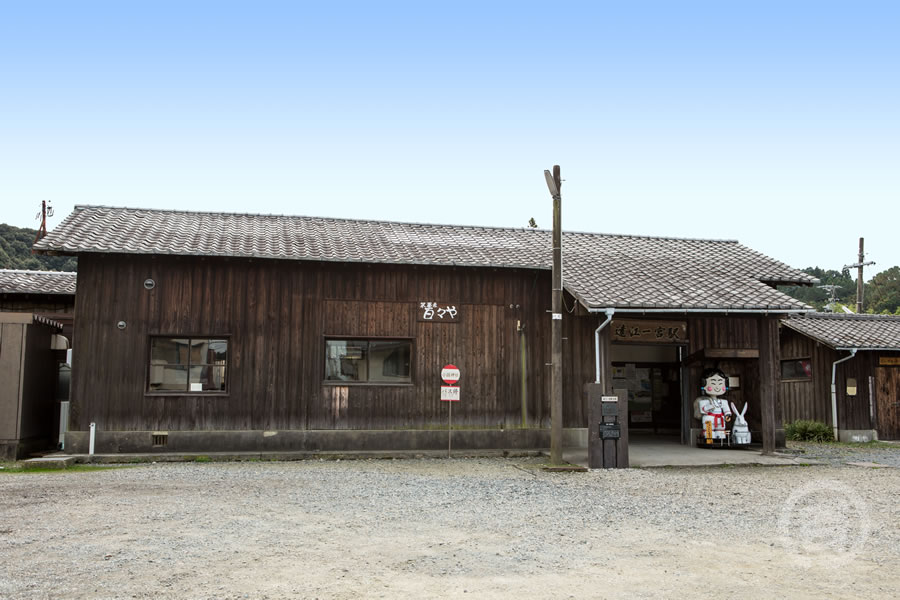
[880,356,900,366]
[417,301,460,323]
[611,319,687,344]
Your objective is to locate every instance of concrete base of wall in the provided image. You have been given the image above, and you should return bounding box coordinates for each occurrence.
[0,436,57,460]
[838,429,878,443]
[64,428,590,455]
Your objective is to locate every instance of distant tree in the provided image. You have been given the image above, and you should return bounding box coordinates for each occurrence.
[527,217,538,228]
[778,267,856,311]
[0,223,77,271]
[865,266,900,314]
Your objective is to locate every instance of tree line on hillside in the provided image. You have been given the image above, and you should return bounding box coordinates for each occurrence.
[0,224,77,271]
[779,266,900,315]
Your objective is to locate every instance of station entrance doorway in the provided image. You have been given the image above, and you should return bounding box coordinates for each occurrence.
[610,342,688,444]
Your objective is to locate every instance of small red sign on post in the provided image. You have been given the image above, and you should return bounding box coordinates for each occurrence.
[441,364,460,385]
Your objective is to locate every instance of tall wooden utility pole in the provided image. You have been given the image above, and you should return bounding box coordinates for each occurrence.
[33,200,53,245]
[843,237,875,313]
[544,165,563,465]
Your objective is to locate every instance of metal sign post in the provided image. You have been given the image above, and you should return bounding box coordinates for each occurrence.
[440,364,460,457]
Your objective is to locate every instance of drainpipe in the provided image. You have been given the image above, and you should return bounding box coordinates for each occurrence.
[595,309,616,383]
[831,349,858,442]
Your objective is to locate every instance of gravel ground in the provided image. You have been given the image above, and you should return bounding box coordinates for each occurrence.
[1,456,898,599]
[781,440,900,467]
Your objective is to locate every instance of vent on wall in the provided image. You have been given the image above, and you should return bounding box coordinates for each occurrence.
[152,433,169,447]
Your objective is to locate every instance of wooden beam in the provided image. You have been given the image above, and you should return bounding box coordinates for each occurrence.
[705,348,759,359]
[758,316,779,454]
[682,348,760,365]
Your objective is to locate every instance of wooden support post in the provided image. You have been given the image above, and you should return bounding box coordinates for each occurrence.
[758,316,779,454]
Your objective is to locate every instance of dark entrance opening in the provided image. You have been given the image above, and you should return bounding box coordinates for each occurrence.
[610,343,686,442]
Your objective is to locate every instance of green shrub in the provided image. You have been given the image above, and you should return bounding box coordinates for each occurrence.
[785,420,834,442]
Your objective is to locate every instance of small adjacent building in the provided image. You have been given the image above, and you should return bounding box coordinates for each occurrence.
[0,269,77,342]
[34,205,816,457]
[780,313,900,441]
[0,312,64,459]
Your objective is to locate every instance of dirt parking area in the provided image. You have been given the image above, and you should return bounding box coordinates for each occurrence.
[1,457,898,599]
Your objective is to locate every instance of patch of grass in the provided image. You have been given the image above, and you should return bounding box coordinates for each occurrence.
[785,420,834,442]
[191,455,212,463]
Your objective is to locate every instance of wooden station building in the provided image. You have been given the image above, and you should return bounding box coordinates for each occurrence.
[780,313,900,441]
[34,205,816,456]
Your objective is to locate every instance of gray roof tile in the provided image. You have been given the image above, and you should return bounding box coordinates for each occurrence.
[0,269,77,295]
[782,313,900,349]
[33,205,815,312]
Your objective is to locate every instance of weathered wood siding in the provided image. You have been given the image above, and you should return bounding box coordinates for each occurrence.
[71,254,565,432]
[834,351,876,431]
[780,327,832,424]
[875,361,900,439]
[779,328,890,433]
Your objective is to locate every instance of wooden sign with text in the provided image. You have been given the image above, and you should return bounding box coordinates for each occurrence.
[611,319,687,344]
[417,301,460,323]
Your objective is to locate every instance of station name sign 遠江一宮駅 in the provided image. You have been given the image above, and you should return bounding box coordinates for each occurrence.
[611,319,687,344]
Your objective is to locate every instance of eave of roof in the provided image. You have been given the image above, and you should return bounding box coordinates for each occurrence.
[781,313,900,350]
[33,205,816,313]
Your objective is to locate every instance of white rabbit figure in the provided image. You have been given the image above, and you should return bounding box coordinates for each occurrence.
[730,401,751,445]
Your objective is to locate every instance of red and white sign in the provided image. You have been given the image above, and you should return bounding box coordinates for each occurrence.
[440,386,460,401]
[441,364,460,385]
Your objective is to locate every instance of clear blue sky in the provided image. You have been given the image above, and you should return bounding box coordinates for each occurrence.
[1,1,897,277]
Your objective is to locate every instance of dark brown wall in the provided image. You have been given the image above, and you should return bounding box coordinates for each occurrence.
[71,254,564,432]
[779,327,877,431]
[780,327,832,425]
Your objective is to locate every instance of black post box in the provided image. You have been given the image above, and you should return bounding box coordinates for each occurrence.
[587,383,629,468]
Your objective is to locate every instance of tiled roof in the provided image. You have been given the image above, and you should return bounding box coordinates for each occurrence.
[33,205,816,312]
[782,313,900,349]
[0,269,77,295]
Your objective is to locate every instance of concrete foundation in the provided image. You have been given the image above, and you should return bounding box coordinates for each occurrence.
[64,428,589,455]
[838,429,878,443]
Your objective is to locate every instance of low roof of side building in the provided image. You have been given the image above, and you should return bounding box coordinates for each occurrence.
[782,313,900,350]
[33,205,816,313]
[0,269,77,296]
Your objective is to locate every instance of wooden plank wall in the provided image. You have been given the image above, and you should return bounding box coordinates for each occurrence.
[837,352,876,431]
[875,363,900,439]
[780,327,876,431]
[71,254,562,432]
[780,328,832,424]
